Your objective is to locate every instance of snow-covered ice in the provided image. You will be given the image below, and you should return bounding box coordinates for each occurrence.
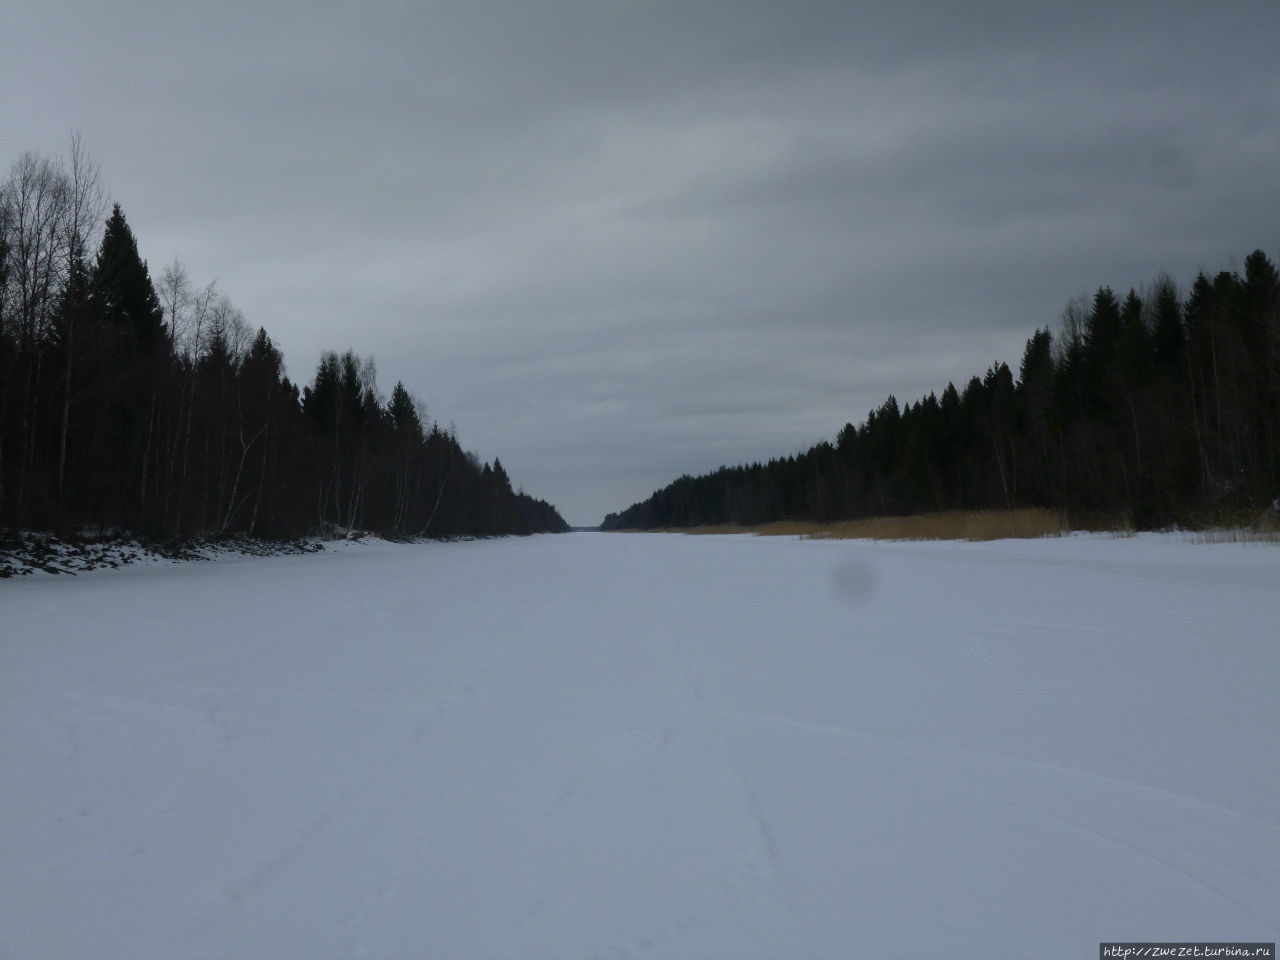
[2,532,1278,958]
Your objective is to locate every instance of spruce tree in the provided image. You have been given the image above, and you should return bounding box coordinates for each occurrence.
[93,204,164,352]
[89,203,168,528]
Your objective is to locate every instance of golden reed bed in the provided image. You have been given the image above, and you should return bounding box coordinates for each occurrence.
[651,509,1066,542]
[633,508,1280,542]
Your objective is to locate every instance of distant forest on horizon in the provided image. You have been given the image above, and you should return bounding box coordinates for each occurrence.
[603,249,1280,531]
[0,143,568,541]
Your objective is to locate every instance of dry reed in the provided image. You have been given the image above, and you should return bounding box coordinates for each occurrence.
[619,506,1280,543]
[647,509,1069,541]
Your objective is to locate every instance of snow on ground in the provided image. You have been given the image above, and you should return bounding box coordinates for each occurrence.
[0,531,327,578]
[2,532,1277,958]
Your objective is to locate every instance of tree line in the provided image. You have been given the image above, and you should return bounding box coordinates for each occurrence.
[0,142,568,541]
[602,251,1280,531]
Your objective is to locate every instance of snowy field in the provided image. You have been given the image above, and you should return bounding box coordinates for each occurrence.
[2,532,1278,959]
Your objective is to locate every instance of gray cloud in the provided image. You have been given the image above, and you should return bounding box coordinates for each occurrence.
[4,1,1279,525]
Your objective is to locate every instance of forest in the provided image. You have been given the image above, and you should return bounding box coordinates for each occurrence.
[0,144,568,541]
[603,251,1280,531]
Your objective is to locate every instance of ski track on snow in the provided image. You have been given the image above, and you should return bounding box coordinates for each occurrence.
[2,532,1278,958]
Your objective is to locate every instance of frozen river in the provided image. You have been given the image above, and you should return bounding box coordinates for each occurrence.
[3,532,1278,958]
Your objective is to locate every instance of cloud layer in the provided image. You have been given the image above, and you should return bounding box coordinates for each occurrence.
[5,1,1279,524]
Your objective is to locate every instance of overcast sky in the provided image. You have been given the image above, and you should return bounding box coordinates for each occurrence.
[5,2,1279,525]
